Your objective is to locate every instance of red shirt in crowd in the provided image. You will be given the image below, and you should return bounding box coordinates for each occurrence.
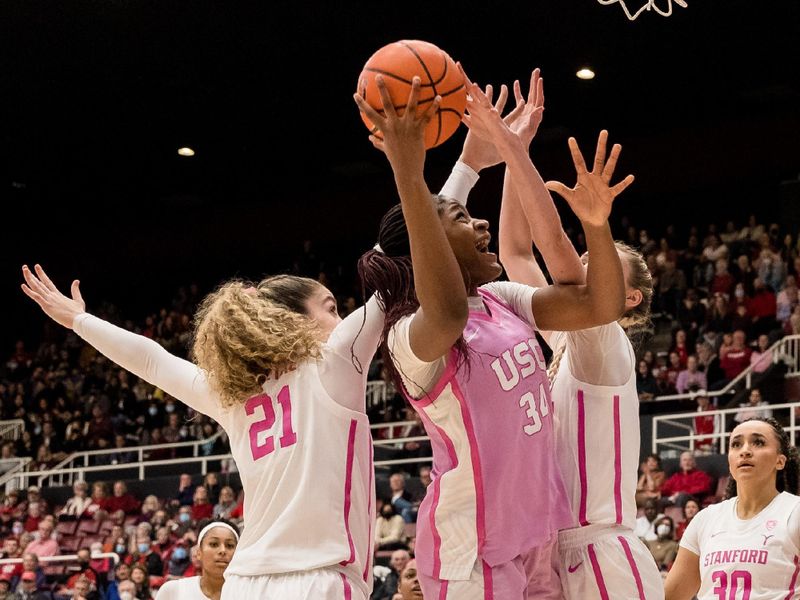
[748,290,777,319]
[23,516,41,533]
[105,494,141,515]
[191,503,213,521]
[661,468,713,499]
[720,347,752,380]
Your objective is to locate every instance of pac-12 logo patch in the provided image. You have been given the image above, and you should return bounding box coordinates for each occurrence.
[766,519,777,531]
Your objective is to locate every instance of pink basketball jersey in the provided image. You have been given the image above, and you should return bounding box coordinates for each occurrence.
[400,288,572,580]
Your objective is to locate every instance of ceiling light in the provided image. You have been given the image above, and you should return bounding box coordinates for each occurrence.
[576,68,595,80]
[177,147,195,157]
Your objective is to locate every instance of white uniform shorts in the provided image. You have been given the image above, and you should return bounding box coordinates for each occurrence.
[557,524,664,600]
[222,568,366,600]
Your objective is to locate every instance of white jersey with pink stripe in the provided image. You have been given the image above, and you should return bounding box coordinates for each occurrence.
[550,323,640,531]
[681,492,800,600]
[73,298,384,595]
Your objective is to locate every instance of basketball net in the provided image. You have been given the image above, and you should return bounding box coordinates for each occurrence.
[597,0,687,20]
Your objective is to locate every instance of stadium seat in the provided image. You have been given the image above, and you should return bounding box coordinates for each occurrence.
[60,536,83,552]
[56,521,78,536]
[77,520,100,534]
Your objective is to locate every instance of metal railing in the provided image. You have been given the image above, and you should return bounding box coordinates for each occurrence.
[366,380,391,408]
[652,400,799,456]
[1,453,234,490]
[0,551,120,567]
[654,334,800,403]
[41,432,226,487]
[0,419,26,441]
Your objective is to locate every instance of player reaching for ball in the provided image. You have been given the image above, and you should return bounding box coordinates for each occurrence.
[665,418,800,600]
[21,267,383,599]
[461,72,662,599]
[353,71,627,599]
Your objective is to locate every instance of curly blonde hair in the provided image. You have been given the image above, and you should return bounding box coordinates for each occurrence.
[192,275,323,408]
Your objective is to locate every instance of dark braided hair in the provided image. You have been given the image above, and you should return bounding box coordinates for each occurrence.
[724,417,800,499]
[357,201,471,394]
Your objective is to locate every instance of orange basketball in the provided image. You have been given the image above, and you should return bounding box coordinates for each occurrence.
[357,40,466,149]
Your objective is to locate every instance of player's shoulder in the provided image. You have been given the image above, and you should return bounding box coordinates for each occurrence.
[693,498,732,528]
[480,280,537,300]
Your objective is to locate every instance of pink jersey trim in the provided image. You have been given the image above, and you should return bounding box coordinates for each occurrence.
[363,442,375,582]
[452,377,487,553]
[339,419,357,567]
[415,408,460,580]
[785,555,800,600]
[438,580,449,600]
[340,572,352,600]
[587,543,610,600]
[577,390,589,526]
[613,395,623,525]
[482,560,494,600]
[617,536,646,600]
[408,348,459,408]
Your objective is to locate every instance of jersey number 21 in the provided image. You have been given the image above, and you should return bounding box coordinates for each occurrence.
[246,386,298,460]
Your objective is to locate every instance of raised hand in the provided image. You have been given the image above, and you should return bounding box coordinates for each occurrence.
[545,131,635,227]
[21,264,85,329]
[508,68,545,149]
[459,83,523,171]
[353,75,440,176]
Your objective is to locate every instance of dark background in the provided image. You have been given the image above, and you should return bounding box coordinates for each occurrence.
[2,0,799,345]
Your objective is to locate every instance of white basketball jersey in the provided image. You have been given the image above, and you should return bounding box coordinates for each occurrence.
[681,492,800,600]
[550,324,640,531]
[155,576,208,600]
[217,356,374,592]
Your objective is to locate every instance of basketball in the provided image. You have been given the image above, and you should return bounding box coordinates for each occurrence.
[357,40,466,149]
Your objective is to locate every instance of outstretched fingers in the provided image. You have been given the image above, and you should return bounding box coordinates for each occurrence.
[22,265,48,297]
[353,91,384,130]
[592,130,609,174]
[611,174,636,197]
[545,180,572,201]
[34,264,58,292]
[71,280,84,305]
[602,143,623,183]
[375,75,398,119]
[567,137,589,175]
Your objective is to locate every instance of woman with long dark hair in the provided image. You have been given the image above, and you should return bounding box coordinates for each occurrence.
[665,417,800,599]
[354,69,629,598]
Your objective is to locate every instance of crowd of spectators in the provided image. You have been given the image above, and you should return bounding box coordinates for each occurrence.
[0,473,243,599]
[634,215,798,403]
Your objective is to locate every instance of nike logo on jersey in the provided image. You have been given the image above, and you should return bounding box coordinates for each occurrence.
[710,531,726,538]
[567,562,583,573]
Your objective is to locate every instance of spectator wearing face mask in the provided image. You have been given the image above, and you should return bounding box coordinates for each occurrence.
[116,579,138,600]
[125,533,163,576]
[105,562,132,600]
[375,502,407,551]
[165,540,192,577]
[645,516,679,571]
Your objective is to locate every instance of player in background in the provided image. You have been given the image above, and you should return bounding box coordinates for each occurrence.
[156,520,239,600]
[461,70,661,599]
[665,418,800,600]
[21,265,383,599]
[354,71,627,598]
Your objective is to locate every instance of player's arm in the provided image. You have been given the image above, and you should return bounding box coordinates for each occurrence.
[664,547,701,600]
[498,70,585,287]
[354,77,467,361]
[21,264,220,419]
[462,74,628,331]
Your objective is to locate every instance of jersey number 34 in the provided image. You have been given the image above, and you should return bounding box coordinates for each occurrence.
[245,386,298,460]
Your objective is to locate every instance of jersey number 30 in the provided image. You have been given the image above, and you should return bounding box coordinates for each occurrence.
[245,386,298,460]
